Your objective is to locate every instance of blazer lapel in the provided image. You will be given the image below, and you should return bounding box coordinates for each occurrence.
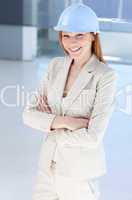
[50,54,98,115]
[49,55,73,114]
[62,54,98,115]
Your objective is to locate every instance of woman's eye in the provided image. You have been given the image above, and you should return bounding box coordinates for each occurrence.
[63,35,69,38]
[63,34,84,39]
[76,34,83,38]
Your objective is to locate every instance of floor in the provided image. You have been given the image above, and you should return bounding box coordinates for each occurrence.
[0,53,132,200]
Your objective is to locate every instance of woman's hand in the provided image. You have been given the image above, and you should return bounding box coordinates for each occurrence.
[64,116,90,131]
[36,94,52,113]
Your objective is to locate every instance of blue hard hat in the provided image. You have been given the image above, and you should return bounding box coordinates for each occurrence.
[54,3,100,34]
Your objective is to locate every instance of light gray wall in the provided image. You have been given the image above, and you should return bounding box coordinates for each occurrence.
[0,25,22,60]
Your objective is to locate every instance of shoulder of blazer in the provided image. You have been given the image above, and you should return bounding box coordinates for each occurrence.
[94,58,118,80]
[48,56,64,71]
[47,56,65,80]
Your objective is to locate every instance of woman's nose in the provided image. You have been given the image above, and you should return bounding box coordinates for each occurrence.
[69,36,78,43]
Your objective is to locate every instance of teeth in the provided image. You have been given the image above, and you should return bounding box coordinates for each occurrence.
[70,47,81,52]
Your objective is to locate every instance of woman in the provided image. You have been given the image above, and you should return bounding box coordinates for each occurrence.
[23,3,118,200]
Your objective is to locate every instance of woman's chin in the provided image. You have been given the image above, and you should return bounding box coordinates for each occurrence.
[69,54,81,59]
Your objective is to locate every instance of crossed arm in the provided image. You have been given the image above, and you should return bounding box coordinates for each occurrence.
[35,94,90,131]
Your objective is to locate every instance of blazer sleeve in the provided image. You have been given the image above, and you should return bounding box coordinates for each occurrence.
[22,58,57,132]
[53,69,118,148]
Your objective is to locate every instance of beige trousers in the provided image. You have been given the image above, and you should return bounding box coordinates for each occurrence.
[32,159,101,200]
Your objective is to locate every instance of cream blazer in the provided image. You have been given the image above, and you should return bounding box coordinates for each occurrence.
[22,54,118,180]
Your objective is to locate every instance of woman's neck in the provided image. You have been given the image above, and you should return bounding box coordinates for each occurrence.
[72,52,92,70]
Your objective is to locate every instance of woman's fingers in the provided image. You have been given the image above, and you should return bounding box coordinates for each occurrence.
[41,95,52,112]
[37,94,52,113]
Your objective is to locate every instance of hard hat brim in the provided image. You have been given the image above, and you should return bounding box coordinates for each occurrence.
[53,25,100,34]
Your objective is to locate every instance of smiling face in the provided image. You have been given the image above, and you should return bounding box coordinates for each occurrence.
[61,32,95,60]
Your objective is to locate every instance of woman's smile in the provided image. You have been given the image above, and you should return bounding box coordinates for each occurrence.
[68,47,82,54]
